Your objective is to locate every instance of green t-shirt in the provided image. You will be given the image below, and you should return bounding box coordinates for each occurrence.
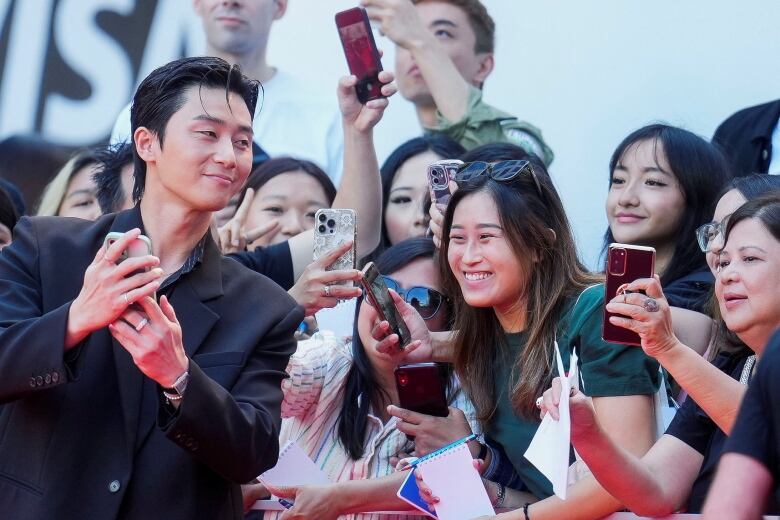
[487,284,660,499]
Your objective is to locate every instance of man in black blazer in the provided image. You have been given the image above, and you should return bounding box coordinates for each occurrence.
[713,99,780,176]
[0,57,303,519]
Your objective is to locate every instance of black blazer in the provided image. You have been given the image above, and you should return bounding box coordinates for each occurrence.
[0,208,303,520]
[713,99,780,177]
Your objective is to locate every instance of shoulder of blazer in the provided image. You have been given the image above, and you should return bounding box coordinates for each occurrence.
[22,213,116,253]
[219,254,299,311]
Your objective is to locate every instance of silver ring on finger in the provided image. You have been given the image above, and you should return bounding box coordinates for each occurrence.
[322,285,331,298]
[643,297,660,313]
[135,317,149,332]
[535,396,543,409]
[123,292,130,305]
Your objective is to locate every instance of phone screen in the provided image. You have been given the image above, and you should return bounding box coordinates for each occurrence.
[339,21,379,78]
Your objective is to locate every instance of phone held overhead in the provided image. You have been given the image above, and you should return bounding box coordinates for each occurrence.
[335,7,384,104]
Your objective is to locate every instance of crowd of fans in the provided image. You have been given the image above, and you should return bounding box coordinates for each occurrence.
[1,1,779,519]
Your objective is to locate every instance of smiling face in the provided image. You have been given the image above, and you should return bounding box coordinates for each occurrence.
[715,218,780,351]
[395,1,491,106]
[58,164,100,220]
[384,150,441,245]
[244,170,330,248]
[606,138,686,251]
[138,86,254,213]
[446,191,527,322]
[193,0,285,57]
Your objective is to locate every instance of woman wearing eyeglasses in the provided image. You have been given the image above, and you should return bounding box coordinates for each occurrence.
[604,124,731,313]
[538,193,780,517]
[243,237,477,519]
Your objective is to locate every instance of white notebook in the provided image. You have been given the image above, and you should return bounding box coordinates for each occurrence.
[258,441,330,488]
[416,443,495,520]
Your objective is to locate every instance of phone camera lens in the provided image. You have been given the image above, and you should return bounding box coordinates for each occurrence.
[318,213,326,222]
[327,219,336,228]
[318,225,326,233]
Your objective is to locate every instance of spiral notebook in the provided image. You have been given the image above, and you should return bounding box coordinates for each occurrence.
[403,443,495,520]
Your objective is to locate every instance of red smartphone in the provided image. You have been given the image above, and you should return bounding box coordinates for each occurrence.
[427,159,463,206]
[395,362,449,418]
[335,7,384,103]
[603,243,656,346]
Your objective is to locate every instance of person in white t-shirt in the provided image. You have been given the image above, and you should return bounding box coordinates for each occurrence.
[111,0,343,186]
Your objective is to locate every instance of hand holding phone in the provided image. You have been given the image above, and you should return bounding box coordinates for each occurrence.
[67,230,161,347]
[335,7,384,103]
[427,160,463,207]
[602,243,656,346]
[361,262,412,348]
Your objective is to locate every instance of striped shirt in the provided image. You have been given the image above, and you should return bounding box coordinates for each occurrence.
[264,331,478,520]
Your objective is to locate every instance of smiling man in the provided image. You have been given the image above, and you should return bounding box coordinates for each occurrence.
[362,0,553,164]
[0,57,302,519]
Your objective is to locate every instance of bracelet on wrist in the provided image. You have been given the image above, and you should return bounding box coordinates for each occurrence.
[494,481,506,508]
[523,502,531,519]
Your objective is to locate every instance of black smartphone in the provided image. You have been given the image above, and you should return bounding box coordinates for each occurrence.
[603,243,656,346]
[335,7,384,103]
[395,362,449,418]
[427,159,463,206]
[361,262,412,349]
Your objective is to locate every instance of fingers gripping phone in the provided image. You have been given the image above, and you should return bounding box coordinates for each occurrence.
[335,7,384,103]
[313,208,357,287]
[361,262,412,348]
[427,160,463,206]
[603,243,656,346]
[104,232,153,265]
[395,362,450,418]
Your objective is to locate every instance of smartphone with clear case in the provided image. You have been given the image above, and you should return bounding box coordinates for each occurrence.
[427,159,463,206]
[313,208,357,286]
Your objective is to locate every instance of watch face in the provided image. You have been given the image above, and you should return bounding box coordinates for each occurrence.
[172,371,189,395]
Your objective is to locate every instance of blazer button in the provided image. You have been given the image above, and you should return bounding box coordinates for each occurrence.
[44,374,52,385]
[35,376,43,386]
[52,372,59,383]
[29,377,36,388]
[108,480,121,493]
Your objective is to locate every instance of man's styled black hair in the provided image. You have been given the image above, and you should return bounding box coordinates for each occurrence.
[93,142,134,214]
[129,56,259,202]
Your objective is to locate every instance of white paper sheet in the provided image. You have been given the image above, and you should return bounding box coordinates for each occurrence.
[524,342,578,500]
[258,441,331,488]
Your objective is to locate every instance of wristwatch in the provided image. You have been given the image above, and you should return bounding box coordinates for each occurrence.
[163,370,190,401]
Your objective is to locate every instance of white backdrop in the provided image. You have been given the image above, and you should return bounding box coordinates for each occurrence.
[3,0,780,266]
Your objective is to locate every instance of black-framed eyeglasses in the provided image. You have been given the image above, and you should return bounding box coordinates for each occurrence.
[365,275,448,321]
[454,160,542,196]
[695,220,725,253]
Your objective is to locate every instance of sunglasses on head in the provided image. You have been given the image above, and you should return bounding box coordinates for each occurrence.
[695,221,724,253]
[364,276,447,321]
[454,160,542,196]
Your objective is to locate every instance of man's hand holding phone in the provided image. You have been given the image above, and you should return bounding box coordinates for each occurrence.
[65,228,163,350]
[338,71,397,134]
[360,0,429,50]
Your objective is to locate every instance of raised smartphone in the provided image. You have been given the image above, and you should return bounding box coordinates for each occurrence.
[335,7,384,103]
[361,262,412,348]
[313,208,357,286]
[427,159,463,206]
[602,243,656,346]
[395,362,449,418]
